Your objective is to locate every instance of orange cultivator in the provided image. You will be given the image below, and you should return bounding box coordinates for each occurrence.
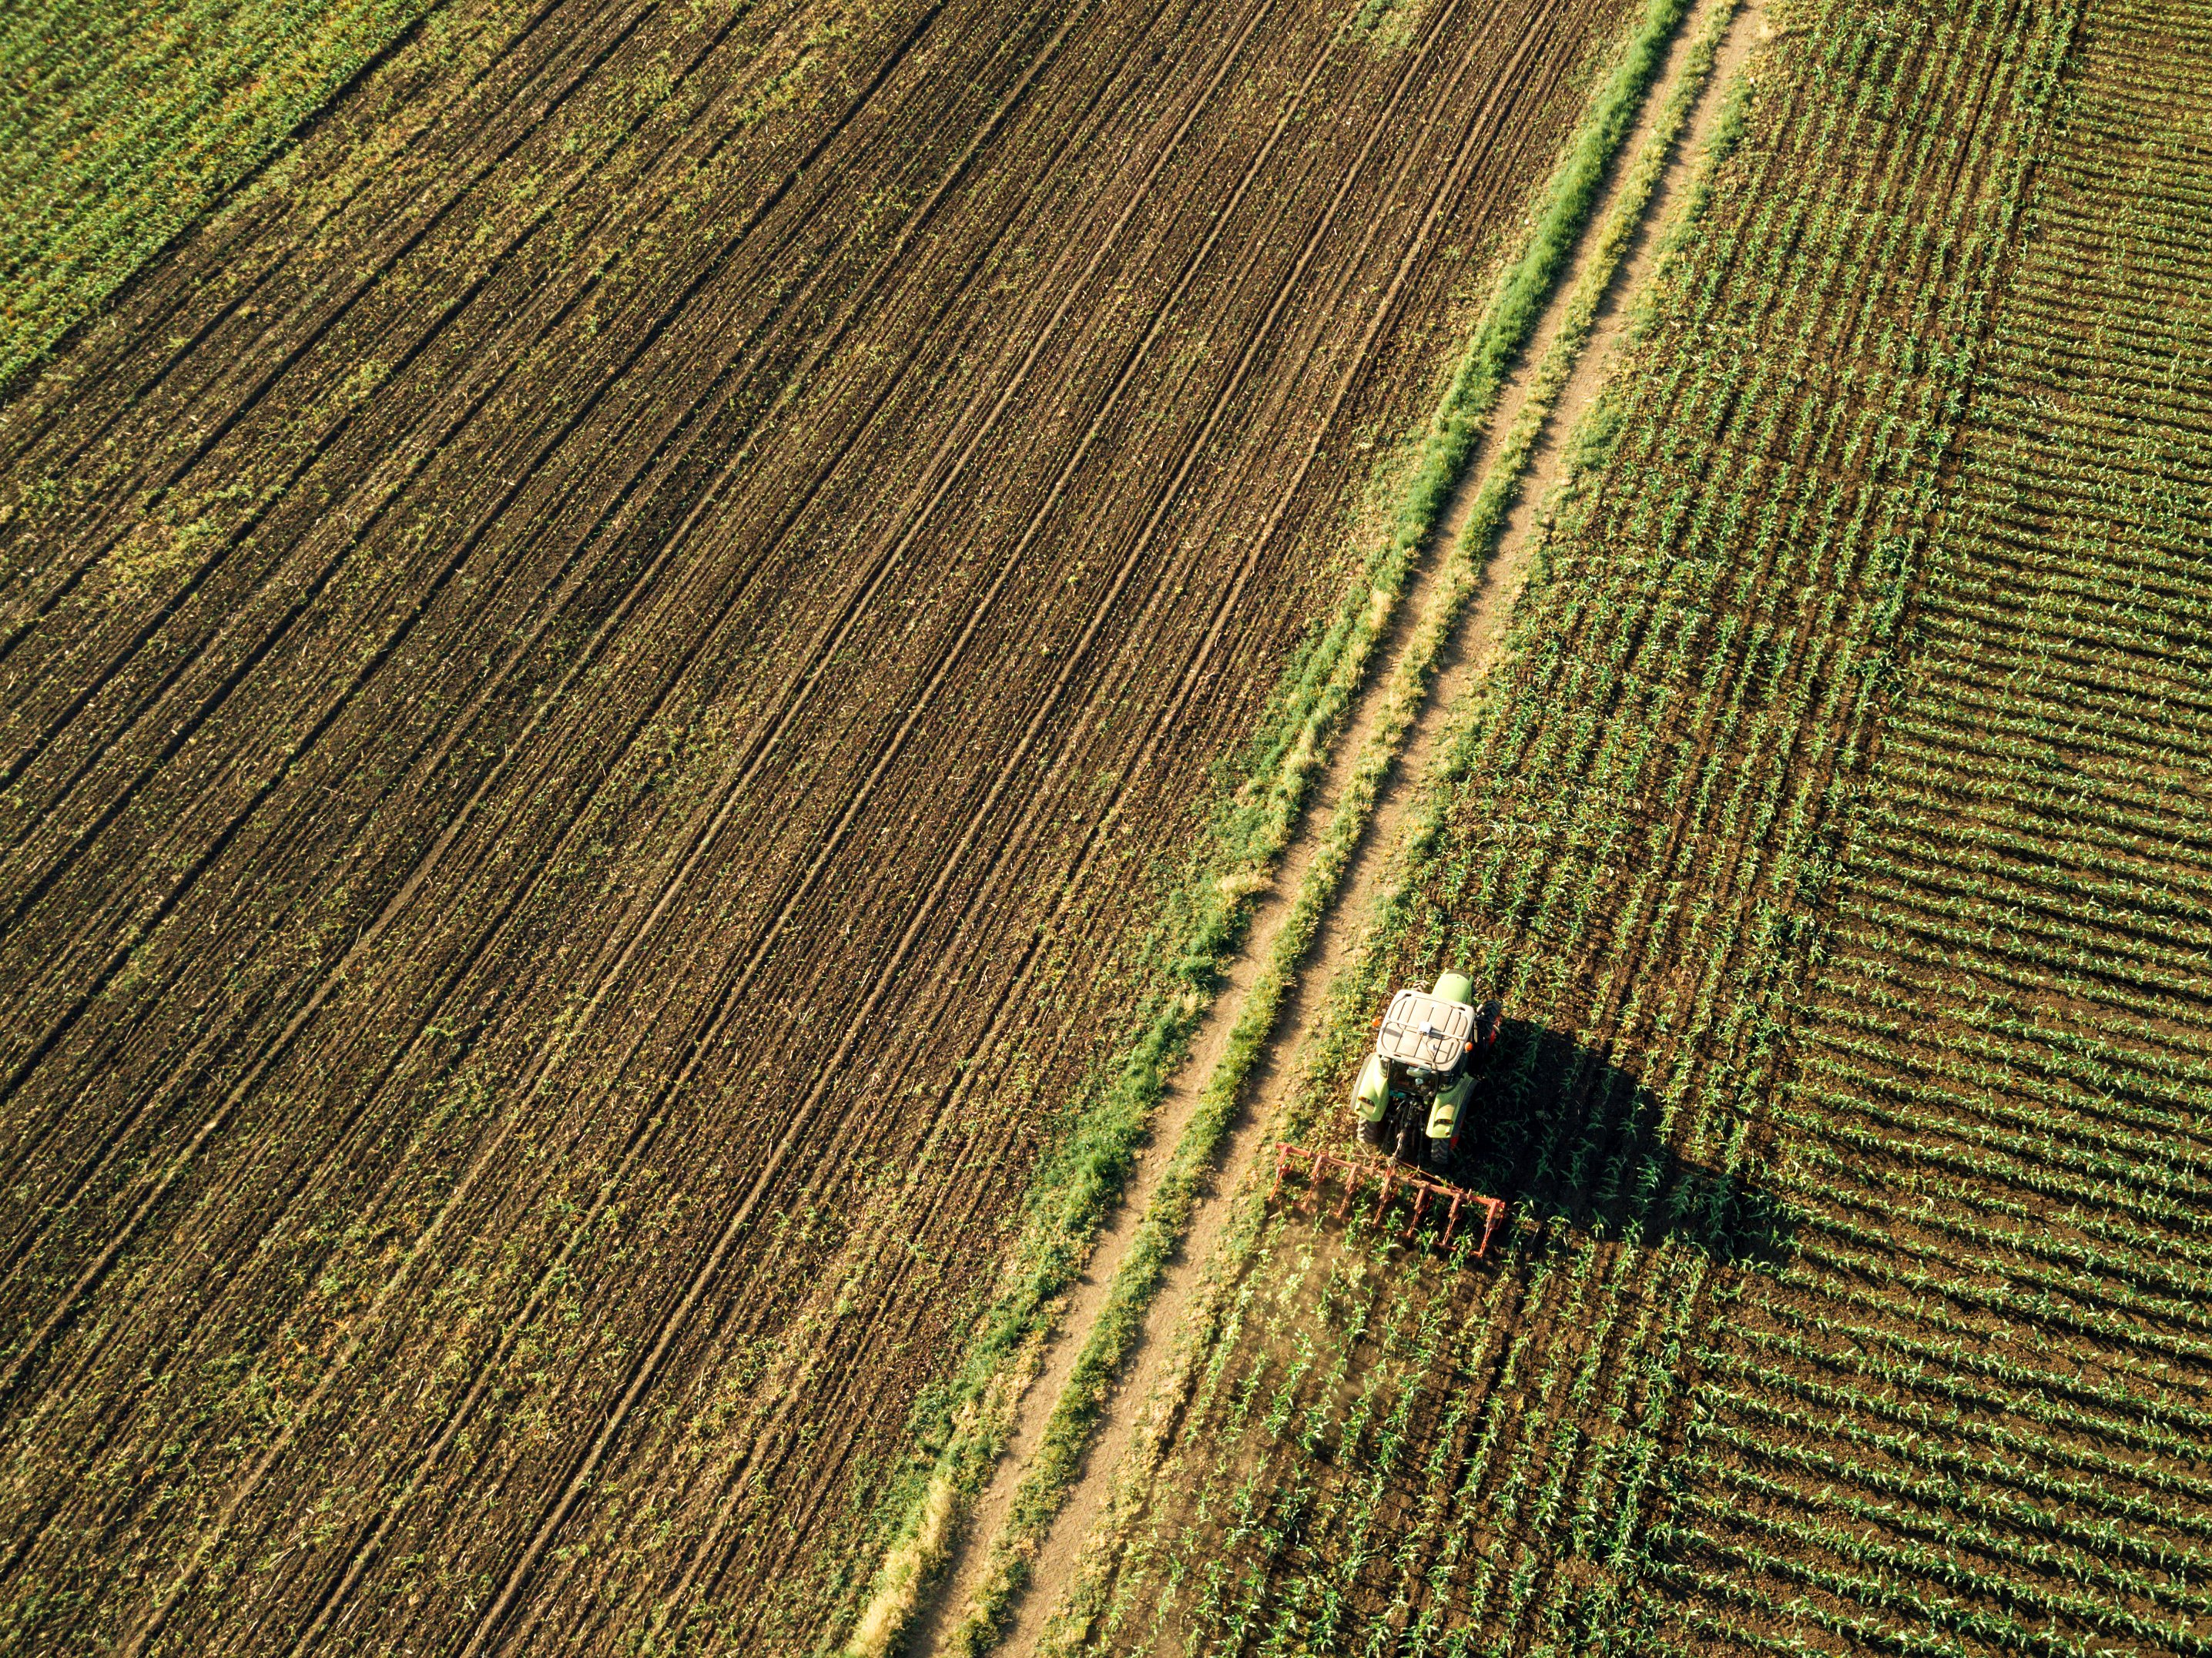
[1269,1143,1507,1257]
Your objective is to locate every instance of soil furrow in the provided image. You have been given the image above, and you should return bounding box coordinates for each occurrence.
[0,0,1644,1644]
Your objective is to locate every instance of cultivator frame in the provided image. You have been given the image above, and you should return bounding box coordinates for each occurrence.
[1269,1143,1507,1257]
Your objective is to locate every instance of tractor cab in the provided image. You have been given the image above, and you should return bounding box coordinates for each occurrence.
[1352,971,1501,1174]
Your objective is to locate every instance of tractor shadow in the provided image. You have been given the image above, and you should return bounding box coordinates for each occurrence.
[1449,1019,1795,1265]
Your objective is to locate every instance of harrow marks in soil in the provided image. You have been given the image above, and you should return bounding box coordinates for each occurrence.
[0,0,1634,1646]
[1269,1142,1506,1256]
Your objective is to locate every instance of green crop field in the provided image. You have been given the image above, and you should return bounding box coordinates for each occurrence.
[1,0,2207,1651]
[0,0,443,387]
[1039,0,2212,1653]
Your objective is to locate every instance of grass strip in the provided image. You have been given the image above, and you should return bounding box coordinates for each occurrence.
[0,0,441,390]
[841,0,1709,1650]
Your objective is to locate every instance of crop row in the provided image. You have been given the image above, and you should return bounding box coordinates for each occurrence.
[1666,0,2212,1646]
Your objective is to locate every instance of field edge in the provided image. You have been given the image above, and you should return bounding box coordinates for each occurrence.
[835,0,1706,1647]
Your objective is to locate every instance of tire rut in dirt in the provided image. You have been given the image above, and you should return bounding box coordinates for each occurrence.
[0,0,1638,1647]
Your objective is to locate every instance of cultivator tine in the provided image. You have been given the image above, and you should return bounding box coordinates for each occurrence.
[1475,1196,1504,1258]
[1405,1185,1429,1241]
[1267,1142,1505,1259]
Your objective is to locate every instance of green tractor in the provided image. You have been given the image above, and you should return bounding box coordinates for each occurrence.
[1352,971,1503,1177]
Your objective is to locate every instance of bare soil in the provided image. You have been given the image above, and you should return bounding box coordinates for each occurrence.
[0,0,1637,1650]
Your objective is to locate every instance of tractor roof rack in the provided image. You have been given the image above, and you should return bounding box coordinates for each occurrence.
[1376,988,1474,1070]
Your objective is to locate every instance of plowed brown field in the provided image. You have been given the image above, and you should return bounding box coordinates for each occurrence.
[0,0,1634,1649]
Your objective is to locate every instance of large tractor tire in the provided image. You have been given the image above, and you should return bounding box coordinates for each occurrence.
[1353,1053,1389,1147]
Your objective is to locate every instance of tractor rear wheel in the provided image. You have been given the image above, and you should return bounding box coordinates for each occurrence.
[1424,1134,1454,1177]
